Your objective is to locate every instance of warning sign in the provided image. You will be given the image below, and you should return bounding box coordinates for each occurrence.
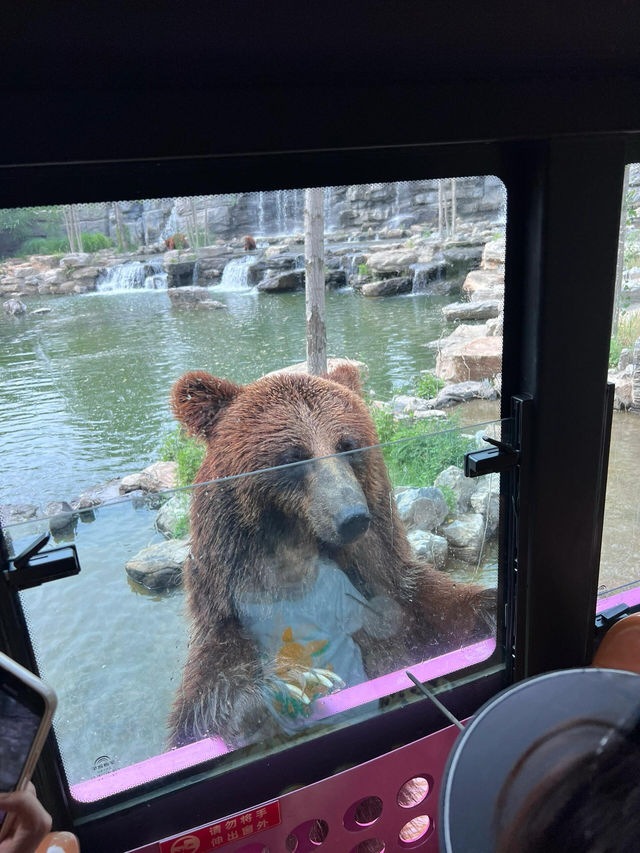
[159,801,281,853]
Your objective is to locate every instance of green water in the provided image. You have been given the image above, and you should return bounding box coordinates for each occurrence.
[0,287,459,507]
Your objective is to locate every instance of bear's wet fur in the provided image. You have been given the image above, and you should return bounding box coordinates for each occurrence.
[243,235,256,251]
[168,364,494,748]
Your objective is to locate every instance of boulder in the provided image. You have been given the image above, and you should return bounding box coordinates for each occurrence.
[257,270,305,292]
[392,395,434,415]
[167,286,225,309]
[125,538,189,591]
[71,478,123,510]
[407,529,449,569]
[396,486,449,532]
[366,249,418,274]
[361,276,413,298]
[326,269,347,289]
[3,298,27,316]
[434,379,499,408]
[44,501,75,534]
[434,465,476,513]
[163,253,196,288]
[119,461,178,495]
[411,259,453,294]
[462,269,504,300]
[60,253,92,268]
[439,513,487,563]
[442,245,484,275]
[442,300,501,322]
[156,492,191,539]
[470,473,500,536]
[435,336,502,383]
[481,238,506,269]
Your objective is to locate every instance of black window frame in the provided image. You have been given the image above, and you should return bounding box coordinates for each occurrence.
[1,131,638,849]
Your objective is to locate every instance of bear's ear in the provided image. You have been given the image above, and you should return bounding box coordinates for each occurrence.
[170,371,241,439]
[326,363,364,397]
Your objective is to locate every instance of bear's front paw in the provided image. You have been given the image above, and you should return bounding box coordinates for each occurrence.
[268,668,345,719]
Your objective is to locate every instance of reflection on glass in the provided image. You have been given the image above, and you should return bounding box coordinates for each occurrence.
[600,163,640,599]
[6,417,500,795]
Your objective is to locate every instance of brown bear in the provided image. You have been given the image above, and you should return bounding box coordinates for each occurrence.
[243,235,257,251]
[167,365,494,749]
[164,233,189,251]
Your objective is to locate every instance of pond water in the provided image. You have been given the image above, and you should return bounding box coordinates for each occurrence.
[0,287,461,507]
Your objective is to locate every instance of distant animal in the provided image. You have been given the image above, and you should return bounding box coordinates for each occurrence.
[167,364,495,748]
[243,235,256,251]
[164,233,189,251]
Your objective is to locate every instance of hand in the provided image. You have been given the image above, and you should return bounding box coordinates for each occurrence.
[0,783,52,853]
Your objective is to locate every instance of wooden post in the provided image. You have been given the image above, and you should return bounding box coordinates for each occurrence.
[612,164,631,337]
[305,187,327,375]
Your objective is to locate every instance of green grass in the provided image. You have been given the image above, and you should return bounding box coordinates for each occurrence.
[19,237,69,256]
[159,427,205,487]
[370,407,472,488]
[610,312,640,367]
[414,373,445,400]
[80,232,114,252]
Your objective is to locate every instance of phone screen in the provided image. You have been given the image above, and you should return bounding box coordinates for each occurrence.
[0,672,45,827]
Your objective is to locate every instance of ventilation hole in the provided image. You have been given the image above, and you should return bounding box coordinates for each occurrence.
[353,796,384,827]
[398,816,433,847]
[309,819,329,845]
[397,776,431,808]
[350,839,386,853]
[285,835,298,852]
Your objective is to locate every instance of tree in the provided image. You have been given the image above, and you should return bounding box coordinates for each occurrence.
[304,187,327,375]
[612,165,631,337]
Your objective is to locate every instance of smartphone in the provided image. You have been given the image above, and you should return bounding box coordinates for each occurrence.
[0,651,57,839]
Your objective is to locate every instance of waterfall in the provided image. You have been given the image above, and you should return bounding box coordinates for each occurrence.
[258,191,265,236]
[96,260,167,293]
[216,256,258,292]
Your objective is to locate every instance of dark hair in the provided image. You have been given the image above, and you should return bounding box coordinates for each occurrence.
[494,710,640,853]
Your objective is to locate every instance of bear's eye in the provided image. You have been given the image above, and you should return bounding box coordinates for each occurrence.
[277,446,310,467]
[336,436,360,454]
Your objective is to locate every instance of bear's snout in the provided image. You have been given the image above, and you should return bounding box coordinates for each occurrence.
[334,503,371,544]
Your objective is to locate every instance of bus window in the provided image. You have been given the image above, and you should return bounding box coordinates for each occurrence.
[0,176,507,806]
[599,163,640,607]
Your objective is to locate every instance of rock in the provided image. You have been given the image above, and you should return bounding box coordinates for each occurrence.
[44,501,75,533]
[119,462,178,495]
[325,269,347,289]
[266,357,368,380]
[366,249,418,273]
[441,245,484,274]
[125,538,189,591]
[462,269,504,300]
[392,395,434,415]
[470,473,500,536]
[407,529,449,569]
[434,465,476,513]
[3,298,27,316]
[0,504,42,525]
[167,286,225,308]
[435,337,502,383]
[71,478,123,510]
[163,253,196,288]
[442,300,501,322]
[434,379,499,408]
[411,260,453,294]
[60,254,92,268]
[619,348,633,371]
[612,374,633,410]
[257,270,305,292]
[156,492,191,538]
[485,314,504,336]
[361,276,413,298]
[482,238,506,269]
[439,513,487,562]
[396,487,449,531]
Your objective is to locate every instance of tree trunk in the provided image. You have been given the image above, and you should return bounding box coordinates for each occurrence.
[114,202,126,252]
[63,206,76,253]
[612,164,631,337]
[304,187,327,376]
[72,205,83,252]
[438,181,444,240]
[190,198,200,250]
[450,178,457,239]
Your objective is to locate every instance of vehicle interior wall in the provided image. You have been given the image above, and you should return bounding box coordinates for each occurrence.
[1,3,640,849]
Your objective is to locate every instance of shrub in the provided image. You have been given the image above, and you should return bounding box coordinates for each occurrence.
[370,407,472,488]
[358,263,371,276]
[19,237,69,256]
[159,427,205,487]
[609,311,640,367]
[81,233,114,252]
[414,373,445,400]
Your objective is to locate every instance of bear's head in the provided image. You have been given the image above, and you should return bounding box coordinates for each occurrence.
[170,364,386,548]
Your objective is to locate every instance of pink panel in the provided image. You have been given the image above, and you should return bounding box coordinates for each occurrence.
[71,639,494,803]
[126,721,463,853]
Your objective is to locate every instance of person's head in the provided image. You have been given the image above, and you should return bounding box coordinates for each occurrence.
[495,708,640,853]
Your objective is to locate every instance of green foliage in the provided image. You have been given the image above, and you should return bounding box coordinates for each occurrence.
[370,407,472,488]
[439,485,458,516]
[422,228,432,239]
[414,373,445,400]
[159,427,205,487]
[358,263,371,276]
[609,311,640,367]
[19,236,69,256]
[173,514,191,539]
[80,232,114,252]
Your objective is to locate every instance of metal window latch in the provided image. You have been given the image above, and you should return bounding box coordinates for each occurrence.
[4,532,81,590]
[464,436,520,478]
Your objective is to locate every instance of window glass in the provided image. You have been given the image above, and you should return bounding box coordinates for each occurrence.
[599,164,640,603]
[0,178,506,800]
